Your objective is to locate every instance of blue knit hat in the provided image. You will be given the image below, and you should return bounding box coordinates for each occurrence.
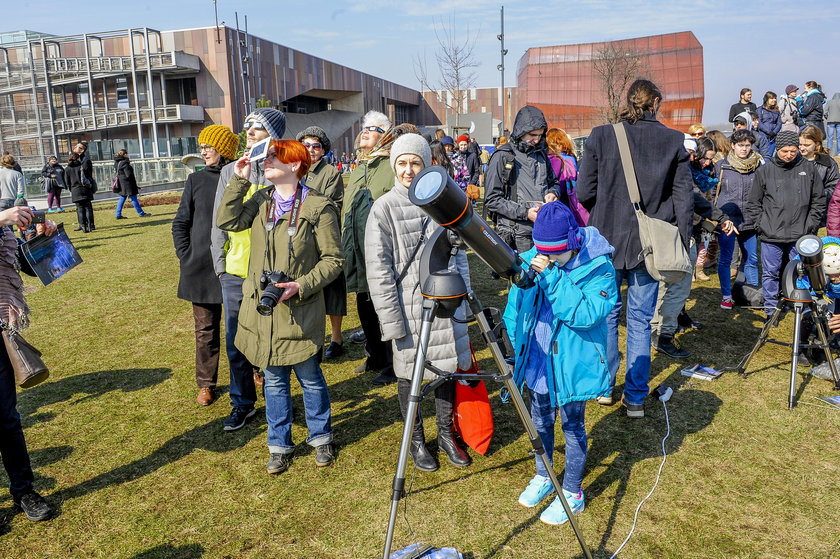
[532,202,582,254]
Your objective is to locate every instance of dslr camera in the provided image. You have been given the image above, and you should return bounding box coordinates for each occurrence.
[257,271,290,316]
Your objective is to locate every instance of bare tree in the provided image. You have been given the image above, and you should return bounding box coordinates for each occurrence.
[591,43,646,124]
[414,15,480,130]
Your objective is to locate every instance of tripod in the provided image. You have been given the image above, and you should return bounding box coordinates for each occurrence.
[735,259,840,408]
[382,228,592,559]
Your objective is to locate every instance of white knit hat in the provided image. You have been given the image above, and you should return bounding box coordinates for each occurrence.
[390,133,431,173]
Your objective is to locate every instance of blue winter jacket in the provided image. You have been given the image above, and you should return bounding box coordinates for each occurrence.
[503,227,618,407]
[756,106,781,140]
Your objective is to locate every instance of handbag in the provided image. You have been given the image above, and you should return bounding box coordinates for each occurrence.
[3,330,49,388]
[612,123,692,284]
[453,345,494,455]
[111,176,120,193]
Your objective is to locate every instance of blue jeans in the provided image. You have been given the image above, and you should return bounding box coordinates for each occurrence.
[529,390,587,494]
[718,230,758,297]
[116,195,145,216]
[827,123,840,156]
[219,273,257,409]
[607,265,659,405]
[761,241,798,316]
[264,355,332,454]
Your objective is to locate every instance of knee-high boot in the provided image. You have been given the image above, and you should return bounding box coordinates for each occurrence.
[397,379,439,472]
[435,381,471,467]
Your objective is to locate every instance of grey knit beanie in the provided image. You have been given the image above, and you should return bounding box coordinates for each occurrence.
[776,130,799,149]
[245,108,286,139]
[296,126,331,155]
[390,133,431,173]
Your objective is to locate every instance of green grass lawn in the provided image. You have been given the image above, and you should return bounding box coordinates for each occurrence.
[0,202,838,559]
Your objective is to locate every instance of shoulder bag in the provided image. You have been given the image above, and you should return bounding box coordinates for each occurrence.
[612,123,692,284]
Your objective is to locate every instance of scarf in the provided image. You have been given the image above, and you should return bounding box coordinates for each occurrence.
[272,184,309,222]
[726,150,762,174]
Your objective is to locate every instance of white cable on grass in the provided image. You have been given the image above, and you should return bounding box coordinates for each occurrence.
[609,401,671,559]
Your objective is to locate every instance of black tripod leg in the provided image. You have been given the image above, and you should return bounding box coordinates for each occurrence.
[812,313,840,388]
[737,300,785,376]
[469,293,593,559]
[383,301,437,559]
[789,304,805,409]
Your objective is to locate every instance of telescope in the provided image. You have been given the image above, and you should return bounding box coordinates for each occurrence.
[795,234,827,296]
[409,166,535,289]
[383,165,593,559]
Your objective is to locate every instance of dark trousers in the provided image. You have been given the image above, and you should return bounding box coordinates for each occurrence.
[75,200,94,231]
[220,273,257,408]
[356,292,392,371]
[0,338,34,500]
[397,378,455,433]
[193,302,222,388]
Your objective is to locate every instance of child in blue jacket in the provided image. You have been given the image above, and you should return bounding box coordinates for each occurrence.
[503,202,618,525]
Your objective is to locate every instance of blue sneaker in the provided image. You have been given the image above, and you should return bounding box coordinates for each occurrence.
[540,489,585,525]
[517,475,555,508]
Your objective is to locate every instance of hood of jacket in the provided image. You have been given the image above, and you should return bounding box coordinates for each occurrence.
[511,106,548,154]
[772,153,803,169]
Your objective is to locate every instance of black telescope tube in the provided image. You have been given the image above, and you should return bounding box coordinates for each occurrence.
[409,166,522,279]
[796,234,827,295]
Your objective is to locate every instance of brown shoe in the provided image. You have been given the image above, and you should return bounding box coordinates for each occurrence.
[197,387,214,406]
[253,372,264,391]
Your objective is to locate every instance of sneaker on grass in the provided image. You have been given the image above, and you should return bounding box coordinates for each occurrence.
[540,489,584,525]
[315,443,335,467]
[518,474,555,508]
[267,452,292,475]
[223,406,257,431]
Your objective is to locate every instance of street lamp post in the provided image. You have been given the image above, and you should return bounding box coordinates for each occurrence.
[497,6,508,137]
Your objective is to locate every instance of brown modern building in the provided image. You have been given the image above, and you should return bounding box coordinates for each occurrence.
[424,31,704,138]
[0,27,436,166]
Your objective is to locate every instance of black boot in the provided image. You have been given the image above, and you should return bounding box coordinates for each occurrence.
[397,379,439,472]
[653,335,691,359]
[410,424,439,472]
[434,380,471,467]
[437,428,471,467]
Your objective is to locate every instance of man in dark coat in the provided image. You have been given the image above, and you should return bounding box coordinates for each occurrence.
[728,88,757,123]
[484,105,565,253]
[577,79,693,418]
[173,125,239,408]
[745,130,825,317]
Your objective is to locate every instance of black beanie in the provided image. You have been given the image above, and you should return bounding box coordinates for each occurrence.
[296,126,331,155]
[775,130,799,149]
[245,108,286,139]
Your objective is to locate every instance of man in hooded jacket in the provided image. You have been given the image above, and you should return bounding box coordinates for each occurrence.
[484,105,565,253]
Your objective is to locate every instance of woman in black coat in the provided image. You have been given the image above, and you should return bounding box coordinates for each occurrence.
[65,153,95,232]
[171,125,238,406]
[114,150,150,219]
[41,156,66,213]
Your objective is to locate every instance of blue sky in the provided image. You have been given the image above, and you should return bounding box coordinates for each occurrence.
[6,0,840,127]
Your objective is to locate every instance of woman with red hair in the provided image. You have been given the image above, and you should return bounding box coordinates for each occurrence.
[217,139,343,474]
[546,128,588,225]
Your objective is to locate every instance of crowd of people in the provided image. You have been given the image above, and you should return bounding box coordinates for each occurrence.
[1,76,839,531]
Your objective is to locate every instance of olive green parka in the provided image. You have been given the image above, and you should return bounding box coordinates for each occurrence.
[216,175,343,368]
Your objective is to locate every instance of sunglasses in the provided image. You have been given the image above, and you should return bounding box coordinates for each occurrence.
[242,121,266,131]
[690,132,704,137]
[362,126,385,134]
[302,141,322,150]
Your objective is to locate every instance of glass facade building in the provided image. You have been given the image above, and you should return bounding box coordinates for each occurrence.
[424,31,704,138]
